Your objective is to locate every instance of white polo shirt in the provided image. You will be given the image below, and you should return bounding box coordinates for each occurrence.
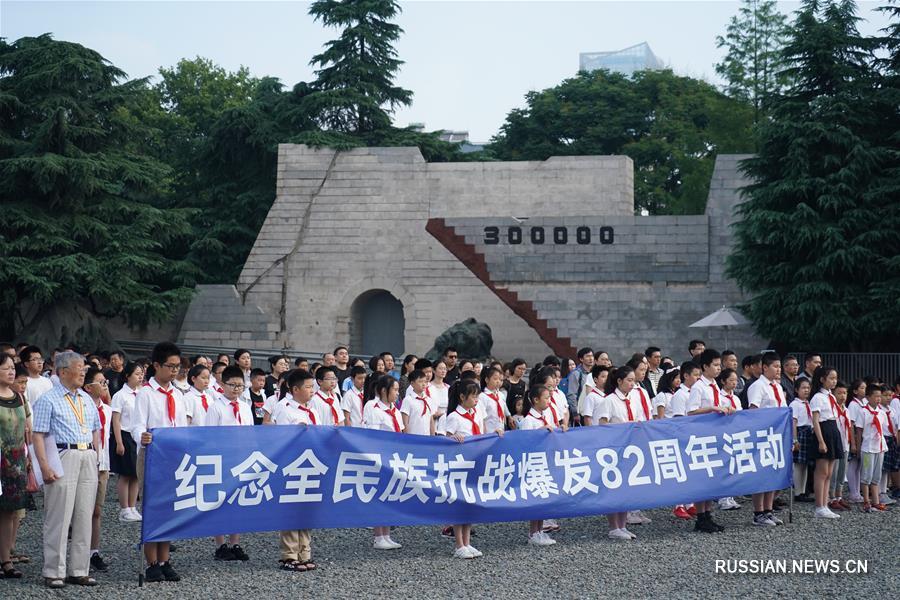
[519,408,554,431]
[429,381,450,434]
[846,397,868,424]
[628,386,651,421]
[791,399,813,428]
[110,383,139,433]
[857,405,887,453]
[687,375,721,413]
[668,385,691,418]
[363,399,404,433]
[183,387,213,426]
[597,389,633,424]
[96,401,112,472]
[809,391,837,421]
[581,387,605,418]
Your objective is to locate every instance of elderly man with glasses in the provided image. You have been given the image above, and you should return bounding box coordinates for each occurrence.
[31,351,102,588]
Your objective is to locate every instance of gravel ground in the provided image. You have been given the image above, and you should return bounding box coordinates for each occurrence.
[3,485,897,599]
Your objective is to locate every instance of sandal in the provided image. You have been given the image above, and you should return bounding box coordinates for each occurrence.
[45,578,65,588]
[278,559,308,572]
[11,553,30,564]
[1,561,23,579]
[301,560,317,571]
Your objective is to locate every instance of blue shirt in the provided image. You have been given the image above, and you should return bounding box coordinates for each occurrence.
[32,382,101,444]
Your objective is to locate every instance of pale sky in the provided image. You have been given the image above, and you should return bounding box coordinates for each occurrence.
[1,1,892,142]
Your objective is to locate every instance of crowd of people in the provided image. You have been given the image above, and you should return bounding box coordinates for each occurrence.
[0,339,898,587]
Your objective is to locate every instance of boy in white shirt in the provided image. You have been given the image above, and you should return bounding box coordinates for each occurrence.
[746,352,786,527]
[205,366,253,561]
[340,366,368,427]
[401,369,435,436]
[670,362,700,419]
[270,370,318,572]
[856,385,888,512]
[309,366,342,426]
[686,349,733,532]
[21,345,53,408]
[131,342,188,583]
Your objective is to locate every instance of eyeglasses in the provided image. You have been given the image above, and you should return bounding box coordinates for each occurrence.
[86,380,109,388]
[224,383,245,391]
[161,363,181,370]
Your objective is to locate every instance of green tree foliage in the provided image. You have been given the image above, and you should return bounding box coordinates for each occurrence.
[727,0,900,351]
[0,35,196,339]
[307,0,413,133]
[715,0,791,125]
[488,69,755,214]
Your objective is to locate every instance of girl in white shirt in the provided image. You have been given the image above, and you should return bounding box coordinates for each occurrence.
[364,375,404,550]
[444,380,485,559]
[184,365,212,427]
[430,360,450,434]
[110,362,144,522]
[652,368,681,420]
[809,367,843,519]
[518,385,558,547]
[599,366,638,540]
[477,367,509,434]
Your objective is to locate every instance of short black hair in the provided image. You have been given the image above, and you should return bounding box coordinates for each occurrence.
[408,369,427,382]
[220,366,244,383]
[680,361,700,376]
[151,342,181,365]
[316,365,337,382]
[698,348,721,368]
[644,346,661,357]
[294,357,308,367]
[250,368,267,379]
[689,340,705,352]
[761,352,781,367]
[288,369,314,390]
[20,345,42,363]
[542,355,561,367]
[576,347,593,360]
[211,361,227,375]
[415,358,433,370]
[443,347,458,356]
[234,348,251,361]
[333,346,348,355]
[350,365,367,379]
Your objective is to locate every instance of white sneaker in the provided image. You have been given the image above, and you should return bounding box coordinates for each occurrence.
[466,545,483,558]
[752,513,776,527]
[719,497,741,510]
[879,493,896,505]
[541,518,560,532]
[636,510,651,524]
[607,528,632,540]
[815,506,840,519]
[373,536,397,550]
[453,546,475,559]
[119,508,139,522]
[623,527,637,539]
[385,536,402,549]
[625,511,643,525]
[528,532,556,546]
[767,512,784,525]
[129,507,143,521]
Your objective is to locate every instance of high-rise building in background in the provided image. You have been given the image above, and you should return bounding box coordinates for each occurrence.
[579,42,665,76]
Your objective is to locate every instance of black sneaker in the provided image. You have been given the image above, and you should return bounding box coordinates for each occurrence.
[160,561,181,582]
[168,543,179,552]
[694,514,717,533]
[90,553,109,572]
[230,544,249,561]
[214,544,235,561]
[707,516,725,532]
[145,563,164,583]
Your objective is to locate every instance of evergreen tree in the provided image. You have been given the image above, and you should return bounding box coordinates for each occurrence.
[727,0,900,351]
[715,0,791,126]
[307,0,413,133]
[0,35,196,342]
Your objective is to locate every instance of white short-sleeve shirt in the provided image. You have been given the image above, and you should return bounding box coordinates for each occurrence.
[628,386,651,422]
[400,389,435,435]
[96,401,112,472]
[582,387,605,418]
[721,391,742,411]
[519,408,554,430]
[597,389,633,424]
[205,396,254,427]
[858,405,887,453]
[477,389,506,433]
[809,391,837,421]
[340,387,366,427]
[687,375,720,413]
[747,376,786,409]
[362,399,404,432]
[429,382,450,434]
[444,406,482,437]
[130,378,189,443]
[791,399,813,428]
[271,398,317,425]
[110,384,139,433]
[846,397,868,424]
[668,385,691,418]
[183,387,213,426]
[310,390,343,426]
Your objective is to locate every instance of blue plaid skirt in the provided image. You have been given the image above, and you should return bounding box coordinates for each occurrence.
[793,425,815,466]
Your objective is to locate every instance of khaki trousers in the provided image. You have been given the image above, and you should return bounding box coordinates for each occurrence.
[279,529,311,562]
[42,449,98,579]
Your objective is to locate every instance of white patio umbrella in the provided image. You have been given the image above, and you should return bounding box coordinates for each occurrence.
[689,306,751,349]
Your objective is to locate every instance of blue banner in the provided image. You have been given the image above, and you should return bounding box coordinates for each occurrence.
[141,409,792,542]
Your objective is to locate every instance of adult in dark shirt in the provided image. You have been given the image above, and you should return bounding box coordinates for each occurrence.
[265,355,290,398]
[104,350,126,397]
[333,346,351,385]
[442,347,460,385]
[795,353,822,383]
[780,355,800,403]
[502,358,528,412]
[738,354,762,409]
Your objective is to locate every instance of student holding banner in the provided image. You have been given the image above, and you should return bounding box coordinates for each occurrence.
[518,385,558,547]
[746,352,786,527]
[597,365,639,540]
[363,375,405,550]
[270,369,318,572]
[131,342,188,583]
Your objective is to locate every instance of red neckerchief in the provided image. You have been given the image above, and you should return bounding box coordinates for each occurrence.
[383,404,401,432]
[486,390,504,419]
[527,408,548,426]
[98,403,106,448]
[156,385,176,425]
[297,402,317,425]
[457,407,481,435]
[316,391,340,425]
[230,400,242,424]
[770,382,783,406]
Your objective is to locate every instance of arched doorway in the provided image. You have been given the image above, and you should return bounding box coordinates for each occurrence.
[350,290,405,357]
